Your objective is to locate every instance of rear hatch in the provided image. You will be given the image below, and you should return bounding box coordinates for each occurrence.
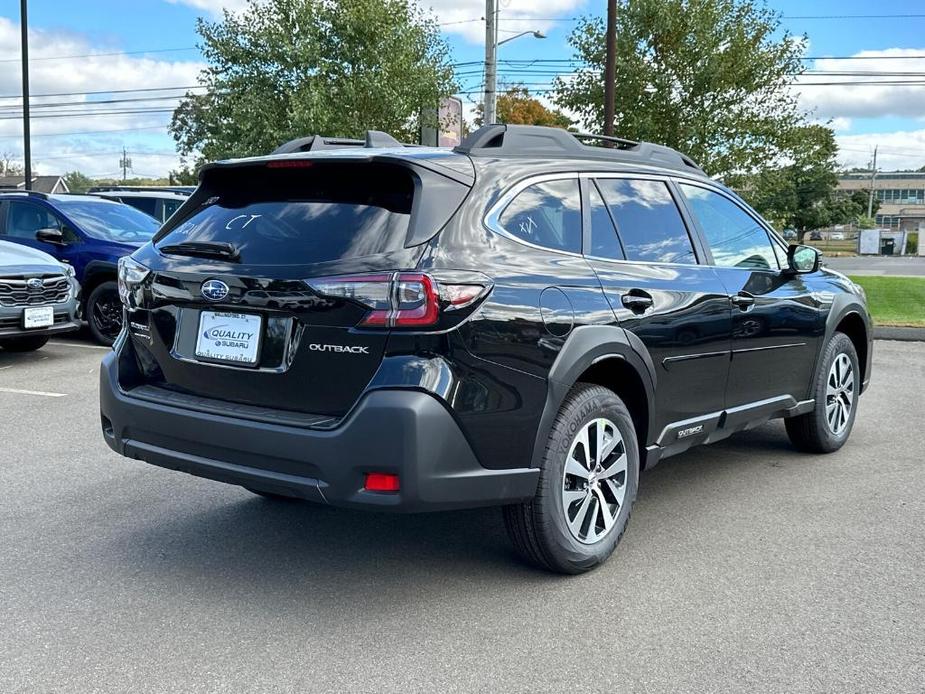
[122,154,473,419]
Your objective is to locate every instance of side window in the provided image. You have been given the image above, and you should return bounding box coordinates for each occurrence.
[162,199,183,221]
[5,201,61,239]
[595,178,696,264]
[587,181,624,260]
[124,197,158,218]
[498,178,581,254]
[678,184,779,271]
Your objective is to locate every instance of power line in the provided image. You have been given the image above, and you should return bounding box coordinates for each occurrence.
[0,124,171,139]
[0,85,203,101]
[0,46,199,64]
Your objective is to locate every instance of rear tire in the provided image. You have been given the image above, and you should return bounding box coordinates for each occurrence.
[86,281,122,346]
[785,331,859,453]
[0,335,49,352]
[503,383,639,574]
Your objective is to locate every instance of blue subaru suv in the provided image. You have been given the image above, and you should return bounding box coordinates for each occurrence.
[0,191,161,343]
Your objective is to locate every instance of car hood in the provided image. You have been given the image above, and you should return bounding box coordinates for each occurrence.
[0,240,65,274]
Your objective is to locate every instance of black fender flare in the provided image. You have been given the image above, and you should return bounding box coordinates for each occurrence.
[81,260,118,295]
[529,325,658,469]
[819,292,872,390]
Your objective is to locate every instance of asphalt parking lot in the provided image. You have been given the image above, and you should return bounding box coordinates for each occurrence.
[1,338,923,693]
[825,255,925,276]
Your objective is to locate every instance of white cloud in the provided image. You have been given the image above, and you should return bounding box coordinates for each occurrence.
[837,129,925,170]
[0,17,203,176]
[796,48,925,120]
[166,0,584,43]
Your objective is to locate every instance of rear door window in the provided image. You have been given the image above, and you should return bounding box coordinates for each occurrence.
[156,164,414,265]
[595,178,697,265]
[498,178,581,253]
[587,181,624,260]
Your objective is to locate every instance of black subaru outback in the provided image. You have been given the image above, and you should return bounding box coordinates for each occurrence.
[100,125,872,573]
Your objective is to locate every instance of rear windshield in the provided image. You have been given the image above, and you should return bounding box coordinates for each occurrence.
[156,163,414,265]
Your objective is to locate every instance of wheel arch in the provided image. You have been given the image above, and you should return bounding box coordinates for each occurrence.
[822,293,872,393]
[80,261,118,307]
[833,311,869,389]
[531,325,657,470]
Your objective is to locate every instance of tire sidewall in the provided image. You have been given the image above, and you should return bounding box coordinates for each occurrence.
[814,332,860,449]
[539,387,639,572]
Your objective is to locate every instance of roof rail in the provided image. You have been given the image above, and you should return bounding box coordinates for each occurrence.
[0,189,50,199]
[87,185,192,195]
[454,124,704,175]
[271,130,409,155]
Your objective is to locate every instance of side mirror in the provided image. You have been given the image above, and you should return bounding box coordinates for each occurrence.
[787,244,820,274]
[35,228,64,244]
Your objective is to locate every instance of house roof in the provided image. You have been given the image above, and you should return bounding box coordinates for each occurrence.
[0,175,69,194]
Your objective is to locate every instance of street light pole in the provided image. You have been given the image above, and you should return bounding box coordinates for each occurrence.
[20,0,31,191]
[484,0,498,125]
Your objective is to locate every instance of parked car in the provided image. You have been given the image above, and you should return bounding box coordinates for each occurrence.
[782,228,797,241]
[100,125,872,573]
[89,189,189,224]
[830,231,845,241]
[0,192,160,344]
[0,239,80,351]
[810,230,823,241]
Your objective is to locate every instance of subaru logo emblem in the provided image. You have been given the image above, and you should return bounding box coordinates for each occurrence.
[201,279,229,302]
[26,278,44,291]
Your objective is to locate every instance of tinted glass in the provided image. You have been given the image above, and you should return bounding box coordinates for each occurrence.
[499,179,581,253]
[596,178,696,264]
[122,197,158,217]
[156,164,414,265]
[679,184,779,270]
[5,201,62,239]
[162,199,183,220]
[588,181,624,260]
[56,200,159,243]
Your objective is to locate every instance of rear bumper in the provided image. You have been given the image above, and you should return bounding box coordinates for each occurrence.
[99,353,538,512]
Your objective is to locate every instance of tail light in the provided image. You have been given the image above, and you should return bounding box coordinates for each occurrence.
[306,272,488,329]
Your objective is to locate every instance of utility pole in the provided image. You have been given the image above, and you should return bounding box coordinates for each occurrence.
[603,0,617,137]
[483,0,498,125]
[20,0,31,191]
[120,147,132,181]
[867,145,878,219]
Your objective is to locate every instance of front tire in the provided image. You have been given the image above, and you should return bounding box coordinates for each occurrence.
[86,281,122,346]
[504,383,639,574]
[0,335,49,352]
[785,331,860,453]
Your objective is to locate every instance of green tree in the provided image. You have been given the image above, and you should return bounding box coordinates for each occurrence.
[474,85,573,128]
[170,0,456,161]
[857,215,877,229]
[63,170,94,194]
[553,0,807,178]
[169,165,199,186]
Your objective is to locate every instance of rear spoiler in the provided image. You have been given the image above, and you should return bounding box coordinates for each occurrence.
[155,154,474,249]
[271,130,413,154]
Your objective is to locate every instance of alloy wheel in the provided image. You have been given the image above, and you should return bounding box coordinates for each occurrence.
[826,353,855,436]
[561,417,628,544]
[91,289,123,340]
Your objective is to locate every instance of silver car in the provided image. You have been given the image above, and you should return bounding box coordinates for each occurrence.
[0,240,80,352]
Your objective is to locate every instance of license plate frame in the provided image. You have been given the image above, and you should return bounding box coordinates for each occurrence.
[23,306,54,329]
[194,311,263,366]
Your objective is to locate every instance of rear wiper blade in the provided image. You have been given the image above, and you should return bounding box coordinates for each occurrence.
[158,241,240,262]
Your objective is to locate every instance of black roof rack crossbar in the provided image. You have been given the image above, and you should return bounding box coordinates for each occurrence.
[272,130,411,155]
[454,124,704,174]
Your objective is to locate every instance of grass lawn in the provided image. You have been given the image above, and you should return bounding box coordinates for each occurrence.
[848,275,925,327]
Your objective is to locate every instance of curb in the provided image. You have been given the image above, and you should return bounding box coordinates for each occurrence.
[874,326,925,342]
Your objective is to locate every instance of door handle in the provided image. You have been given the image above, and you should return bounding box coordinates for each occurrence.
[621,291,654,313]
[731,292,756,310]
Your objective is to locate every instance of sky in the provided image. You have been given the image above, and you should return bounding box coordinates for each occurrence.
[2,0,925,177]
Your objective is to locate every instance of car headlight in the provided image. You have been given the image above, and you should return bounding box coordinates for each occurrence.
[61,263,75,279]
[118,256,150,306]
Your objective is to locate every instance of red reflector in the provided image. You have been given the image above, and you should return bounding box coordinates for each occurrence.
[364,472,400,492]
[266,160,314,168]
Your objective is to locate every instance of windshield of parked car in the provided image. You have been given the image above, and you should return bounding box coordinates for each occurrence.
[56,200,160,243]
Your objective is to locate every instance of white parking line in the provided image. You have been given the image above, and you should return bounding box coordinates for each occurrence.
[0,387,67,398]
[49,341,109,350]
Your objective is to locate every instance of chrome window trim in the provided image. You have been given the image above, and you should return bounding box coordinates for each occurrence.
[483,172,585,258]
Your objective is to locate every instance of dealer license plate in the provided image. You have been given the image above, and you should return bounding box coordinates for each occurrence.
[23,306,54,329]
[194,311,262,365]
